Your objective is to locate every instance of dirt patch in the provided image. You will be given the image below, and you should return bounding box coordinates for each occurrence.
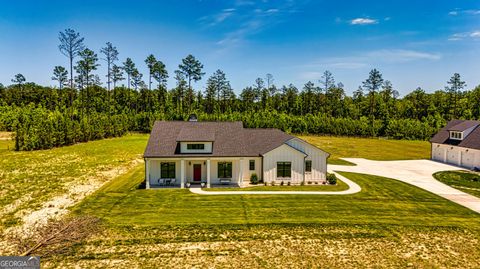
[5,158,143,238]
[46,228,480,268]
[0,132,13,140]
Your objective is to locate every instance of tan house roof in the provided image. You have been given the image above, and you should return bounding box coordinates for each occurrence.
[143,121,295,158]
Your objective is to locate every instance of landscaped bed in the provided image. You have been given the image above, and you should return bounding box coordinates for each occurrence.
[206,180,349,191]
[434,170,480,198]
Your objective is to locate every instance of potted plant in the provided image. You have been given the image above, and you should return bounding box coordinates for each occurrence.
[201,182,206,188]
[186,182,191,188]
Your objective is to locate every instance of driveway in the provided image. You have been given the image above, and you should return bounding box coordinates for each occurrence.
[330,158,480,214]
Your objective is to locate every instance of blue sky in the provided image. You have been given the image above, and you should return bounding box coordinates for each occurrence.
[0,0,479,95]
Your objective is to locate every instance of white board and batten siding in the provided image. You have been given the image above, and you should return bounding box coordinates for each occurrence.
[263,144,305,183]
[263,139,329,184]
[431,143,480,169]
[286,138,329,181]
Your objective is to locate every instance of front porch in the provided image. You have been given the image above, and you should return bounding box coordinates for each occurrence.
[145,157,248,189]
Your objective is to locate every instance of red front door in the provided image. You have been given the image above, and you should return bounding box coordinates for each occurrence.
[193,164,202,182]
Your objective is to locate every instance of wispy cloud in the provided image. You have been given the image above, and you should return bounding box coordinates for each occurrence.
[202,0,305,47]
[366,49,441,62]
[298,49,442,78]
[448,30,480,41]
[350,18,378,25]
[448,9,480,16]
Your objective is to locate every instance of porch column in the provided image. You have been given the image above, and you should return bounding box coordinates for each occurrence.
[180,159,185,188]
[145,159,150,189]
[239,158,244,186]
[206,159,211,188]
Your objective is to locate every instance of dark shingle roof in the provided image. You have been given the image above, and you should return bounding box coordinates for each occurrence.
[447,120,480,131]
[143,121,295,158]
[430,119,480,150]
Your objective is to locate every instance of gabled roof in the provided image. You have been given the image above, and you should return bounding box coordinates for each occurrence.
[447,120,480,132]
[430,119,480,150]
[143,121,295,158]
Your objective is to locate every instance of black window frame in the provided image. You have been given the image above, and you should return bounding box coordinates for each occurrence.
[249,160,255,171]
[218,162,233,178]
[277,162,292,178]
[305,160,312,172]
[187,143,205,150]
[160,162,176,179]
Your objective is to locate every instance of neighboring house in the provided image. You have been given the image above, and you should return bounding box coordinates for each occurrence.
[143,119,329,188]
[430,119,480,169]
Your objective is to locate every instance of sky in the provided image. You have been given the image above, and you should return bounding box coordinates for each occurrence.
[0,0,479,96]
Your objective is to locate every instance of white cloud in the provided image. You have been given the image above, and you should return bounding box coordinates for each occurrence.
[350,18,378,25]
[448,31,480,41]
[300,49,441,71]
[449,9,480,16]
[470,31,480,38]
[366,49,441,62]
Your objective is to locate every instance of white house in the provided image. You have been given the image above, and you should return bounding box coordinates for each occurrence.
[143,119,330,188]
[430,119,480,170]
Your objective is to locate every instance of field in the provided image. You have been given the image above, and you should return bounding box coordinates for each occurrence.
[2,133,480,268]
[298,135,431,165]
[0,133,147,233]
[434,171,480,198]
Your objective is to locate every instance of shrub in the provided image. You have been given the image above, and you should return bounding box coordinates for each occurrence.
[250,173,258,184]
[280,181,284,186]
[300,181,305,186]
[327,173,337,185]
[287,181,291,186]
[270,181,275,186]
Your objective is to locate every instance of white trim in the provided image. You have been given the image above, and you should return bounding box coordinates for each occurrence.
[207,159,211,188]
[180,159,185,188]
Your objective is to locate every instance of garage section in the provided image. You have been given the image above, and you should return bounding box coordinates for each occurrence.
[461,151,476,169]
[430,119,480,170]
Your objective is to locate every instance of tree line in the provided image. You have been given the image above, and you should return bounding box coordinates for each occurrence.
[0,29,478,150]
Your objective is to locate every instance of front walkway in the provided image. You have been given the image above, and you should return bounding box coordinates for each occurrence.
[189,172,361,195]
[330,158,480,214]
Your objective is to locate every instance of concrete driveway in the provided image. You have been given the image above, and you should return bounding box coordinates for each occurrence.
[330,158,480,214]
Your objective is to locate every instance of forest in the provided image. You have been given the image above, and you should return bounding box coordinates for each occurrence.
[0,29,479,151]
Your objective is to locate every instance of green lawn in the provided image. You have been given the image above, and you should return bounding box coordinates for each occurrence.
[434,171,480,198]
[2,133,479,268]
[298,135,431,165]
[63,164,480,267]
[73,164,480,228]
[206,180,349,191]
[0,133,148,231]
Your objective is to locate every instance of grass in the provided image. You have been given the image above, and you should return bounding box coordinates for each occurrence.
[2,133,479,267]
[0,133,148,231]
[298,135,431,165]
[73,165,480,228]
[434,171,480,198]
[63,166,480,268]
[206,180,349,191]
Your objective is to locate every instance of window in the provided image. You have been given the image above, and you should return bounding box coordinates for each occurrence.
[218,162,232,178]
[249,160,255,171]
[450,131,463,140]
[187,143,205,150]
[160,162,175,178]
[277,162,291,178]
[305,160,312,172]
